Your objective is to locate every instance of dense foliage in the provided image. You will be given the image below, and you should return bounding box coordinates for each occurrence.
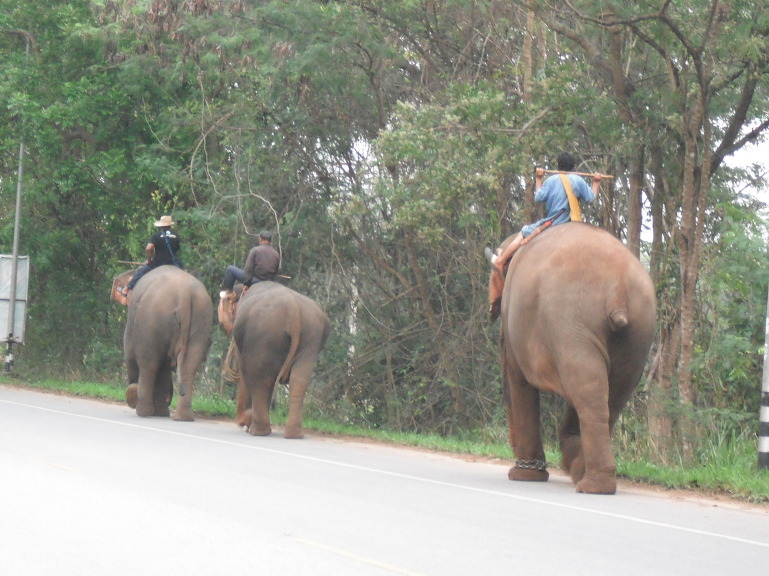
[1,0,768,465]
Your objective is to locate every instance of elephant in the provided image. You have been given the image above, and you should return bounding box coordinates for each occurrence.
[493,223,656,494]
[219,281,330,439]
[123,265,214,420]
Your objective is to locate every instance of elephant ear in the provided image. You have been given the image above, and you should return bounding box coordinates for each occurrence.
[218,291,239,336]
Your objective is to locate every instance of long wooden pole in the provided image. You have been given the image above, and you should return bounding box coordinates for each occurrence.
[539,168,615,179]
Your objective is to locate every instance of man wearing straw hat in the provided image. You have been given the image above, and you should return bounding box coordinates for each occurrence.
[120,214,184,296]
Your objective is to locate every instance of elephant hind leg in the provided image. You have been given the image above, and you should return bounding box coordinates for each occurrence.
[235,376,252,429]
[561,435,585,484]
[559,405,585,483]
[504,363,548,482]
[561,410,617,494]
[247,377,275,436]
[126,359,140,408]
[136,374,156,417]
[284,371,311,439]
[561,373,617,494]
[126,383,139,409]
[574,420,617,495]
[152,365,173,417]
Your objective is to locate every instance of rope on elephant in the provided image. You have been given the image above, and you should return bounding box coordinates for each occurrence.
[520,210,563,246]
[222,338,241,385]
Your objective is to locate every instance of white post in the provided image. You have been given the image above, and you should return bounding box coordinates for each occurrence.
[759,283,769,470]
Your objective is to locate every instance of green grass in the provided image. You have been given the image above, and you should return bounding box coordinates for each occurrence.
[617,445,769,504]
[7,378,127,403]
[298,415,518,461]
[3,376,768,505]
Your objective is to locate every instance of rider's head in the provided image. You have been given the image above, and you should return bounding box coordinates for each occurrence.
[556,152,576,172]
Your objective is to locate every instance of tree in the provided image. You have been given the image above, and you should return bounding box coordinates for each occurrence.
[0,0,156,373]
[521,0,769,456]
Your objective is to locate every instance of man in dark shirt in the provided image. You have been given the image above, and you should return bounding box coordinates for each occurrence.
[220,230,280,297]
[121,215,183,294]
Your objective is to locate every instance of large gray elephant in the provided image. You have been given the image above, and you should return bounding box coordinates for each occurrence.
[123,265,213,420]
[219,281,330,439]
[492,223,656,494]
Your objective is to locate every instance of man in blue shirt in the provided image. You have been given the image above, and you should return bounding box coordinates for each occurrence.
[486,152,602,319]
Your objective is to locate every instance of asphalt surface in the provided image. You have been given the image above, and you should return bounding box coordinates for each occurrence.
[1,384,767,575]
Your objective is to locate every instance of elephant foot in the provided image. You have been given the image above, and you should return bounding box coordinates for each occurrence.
[135,400,155,417]
[508,461,549,482]
[284,427,304,440]
[563,451,586,484]
[173,408,195,422]
[248,423,272,436]
[236,409,253,429]
[125,384,139,409]
[154,405,171,418]
[576,473,617,495]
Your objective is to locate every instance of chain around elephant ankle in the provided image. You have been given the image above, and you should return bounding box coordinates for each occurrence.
[515,458,547,471]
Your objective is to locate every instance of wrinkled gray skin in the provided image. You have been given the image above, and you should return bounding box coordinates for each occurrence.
[499,223,656,494]
[229,282,330,439]
[124,266,213,420]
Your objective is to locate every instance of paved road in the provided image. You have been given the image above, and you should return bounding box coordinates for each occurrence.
[1,384,767,575]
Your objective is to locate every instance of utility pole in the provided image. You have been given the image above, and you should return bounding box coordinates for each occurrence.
[4,33,29,373]
[5,141,24,373]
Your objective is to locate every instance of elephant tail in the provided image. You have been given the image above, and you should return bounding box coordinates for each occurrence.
[609,309,629,332]
[606,280,630,333]
[276,303,302,385]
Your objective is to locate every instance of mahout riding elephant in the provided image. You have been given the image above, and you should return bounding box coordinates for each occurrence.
[219,281,330,439]
[123,265,213,420]
[494,223,656,494]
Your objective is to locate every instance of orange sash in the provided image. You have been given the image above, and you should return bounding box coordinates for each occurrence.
[559,174,582,222]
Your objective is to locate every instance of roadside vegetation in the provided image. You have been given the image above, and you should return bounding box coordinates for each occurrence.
[5,376,767,505]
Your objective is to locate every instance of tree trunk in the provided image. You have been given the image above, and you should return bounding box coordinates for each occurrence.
[650,318,679,462]
[403,229,439,333]
[522,7,535,103]
[647,145,675,456]
[627,146,645,258]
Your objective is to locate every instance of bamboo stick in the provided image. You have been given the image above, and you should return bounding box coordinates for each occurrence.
[539,169,614,179]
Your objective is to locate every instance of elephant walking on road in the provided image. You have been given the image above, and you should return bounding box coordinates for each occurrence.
[220,281,330,439]
[495,223,656,494]
[124,266,213,420]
